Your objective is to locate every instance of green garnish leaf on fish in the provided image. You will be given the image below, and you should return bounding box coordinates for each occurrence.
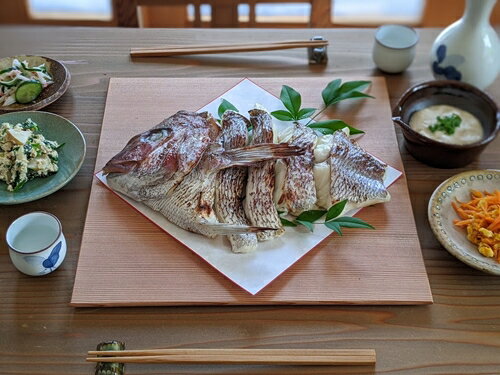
[271,85,317,121]
[297,107,317,120]
[325,199,348,221]
[296,209,327,223]
[295,219,315,232]
[428,113,461,135]
[271,110,295,121]
[308,120,364,135]
[217,98,239,119]
[280,217,298,227]
[280,85,302,116]
[283,199,374,234]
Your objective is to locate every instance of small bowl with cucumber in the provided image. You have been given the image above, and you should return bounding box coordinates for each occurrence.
[0,55,70,113]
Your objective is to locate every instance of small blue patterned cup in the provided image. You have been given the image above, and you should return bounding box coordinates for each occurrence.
[6,212,67,276]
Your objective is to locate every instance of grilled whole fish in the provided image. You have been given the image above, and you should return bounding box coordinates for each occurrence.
[244,109,285,241]
[274,123,317,216]
[314,130,390,212]
[104,110,304,238]
[214,110,258,253]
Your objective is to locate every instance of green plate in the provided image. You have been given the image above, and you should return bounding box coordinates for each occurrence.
[0,111,86,205]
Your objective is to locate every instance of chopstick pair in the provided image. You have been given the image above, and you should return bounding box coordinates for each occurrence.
[130,39,329,57]
[87,348,376,366]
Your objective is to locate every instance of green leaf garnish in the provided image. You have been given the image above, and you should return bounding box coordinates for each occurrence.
[322,80,373,107]
[295,219,314,232]
[54,142,65,150]
[324,220,343,235]
[296,209,327,223]
[428,114,462,135]
[280,217,298,227]
[217,99,238,120]
[297,107,316,120]
[280,85,302,116]
[326,216,375,230]
[308,120,364,135]
[325,199,348,221]
[271,110,295,121]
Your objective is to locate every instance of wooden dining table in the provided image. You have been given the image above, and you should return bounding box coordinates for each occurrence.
[0,26,499,375]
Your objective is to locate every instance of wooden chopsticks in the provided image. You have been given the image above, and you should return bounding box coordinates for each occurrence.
[130,39,328,57]
[87,348,375,366]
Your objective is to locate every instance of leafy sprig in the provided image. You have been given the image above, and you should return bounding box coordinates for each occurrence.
[279,199,374,235]
[271,85,316,122]
[270,79,373,135]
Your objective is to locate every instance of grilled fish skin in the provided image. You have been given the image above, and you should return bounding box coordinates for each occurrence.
[147,140,303,238]
[322,130,390,211]
[103,109,304,238]
[245,108,285,241]
[104,111,220,201]
[274,122,317,216]
[214,111,258,253]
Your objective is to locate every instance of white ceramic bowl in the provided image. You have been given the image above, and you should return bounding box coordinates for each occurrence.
[428,169,500,275]
[372,25,419,73]
[6,211,67,276]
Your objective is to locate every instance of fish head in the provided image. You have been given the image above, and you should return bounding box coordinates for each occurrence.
[103,111,221,200]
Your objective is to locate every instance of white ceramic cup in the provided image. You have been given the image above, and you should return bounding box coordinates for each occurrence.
[372,25,419,73]
[6,212,67,276]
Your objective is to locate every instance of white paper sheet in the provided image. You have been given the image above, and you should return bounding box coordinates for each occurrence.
[96,78,402,295]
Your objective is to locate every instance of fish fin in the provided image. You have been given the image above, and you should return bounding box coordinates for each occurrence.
[204,223,278,235]
[223,143,305,167]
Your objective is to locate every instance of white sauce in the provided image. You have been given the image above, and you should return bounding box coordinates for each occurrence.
[409,105,483,145]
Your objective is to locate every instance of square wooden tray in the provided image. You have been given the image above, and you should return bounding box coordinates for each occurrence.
[71,77,432,306]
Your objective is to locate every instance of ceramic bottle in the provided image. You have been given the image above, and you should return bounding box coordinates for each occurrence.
[430,0,500,89]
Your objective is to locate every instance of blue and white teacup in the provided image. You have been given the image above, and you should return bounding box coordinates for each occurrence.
[6,212,67,276]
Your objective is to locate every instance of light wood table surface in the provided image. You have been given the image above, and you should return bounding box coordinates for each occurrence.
[0,27,499,375]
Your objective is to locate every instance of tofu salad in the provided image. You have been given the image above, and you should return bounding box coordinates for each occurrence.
[0,59,53,106]
[0,119,61,191]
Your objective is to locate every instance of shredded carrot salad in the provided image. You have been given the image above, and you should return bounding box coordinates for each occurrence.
[452,190,500,262]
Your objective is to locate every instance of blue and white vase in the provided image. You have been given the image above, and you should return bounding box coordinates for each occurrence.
[430,0,500,89]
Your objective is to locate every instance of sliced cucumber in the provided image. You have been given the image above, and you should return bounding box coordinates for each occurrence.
[0,77,21,88]
[15,80,43,104]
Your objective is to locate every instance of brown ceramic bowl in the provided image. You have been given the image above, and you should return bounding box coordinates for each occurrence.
[0,55,70,113]
[392,80,499,168]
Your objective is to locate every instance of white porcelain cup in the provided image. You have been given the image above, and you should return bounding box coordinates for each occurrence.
[6,212,67,276]
[372,25,419,73]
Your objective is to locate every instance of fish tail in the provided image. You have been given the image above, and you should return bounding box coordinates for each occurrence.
[204,223,278,235]
[223,143,305,167]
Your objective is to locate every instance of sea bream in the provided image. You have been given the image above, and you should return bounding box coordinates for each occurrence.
[244,109,285,241]
[214,110,258,253]
[313,130,390,212]
[103,110,304,239]
[274,122,317,216]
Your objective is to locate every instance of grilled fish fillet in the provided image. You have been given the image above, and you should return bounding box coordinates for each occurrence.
[214,110,258,253]
[244,109,284,241]
[314,130,390,212]
[274,123,317,215]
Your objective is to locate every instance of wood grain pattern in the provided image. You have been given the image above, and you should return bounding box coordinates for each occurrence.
[0,27,499,375]
[71,76,432,306]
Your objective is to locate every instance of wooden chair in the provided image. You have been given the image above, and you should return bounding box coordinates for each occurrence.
[119,0,332,28]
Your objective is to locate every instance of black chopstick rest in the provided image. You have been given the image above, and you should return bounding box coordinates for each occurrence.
[95,340,126,375]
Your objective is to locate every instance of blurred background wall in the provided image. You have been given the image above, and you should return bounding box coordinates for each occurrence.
[0,0,498,28]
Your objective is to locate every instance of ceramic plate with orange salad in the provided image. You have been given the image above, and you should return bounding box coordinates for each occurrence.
[428,169,500,275]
